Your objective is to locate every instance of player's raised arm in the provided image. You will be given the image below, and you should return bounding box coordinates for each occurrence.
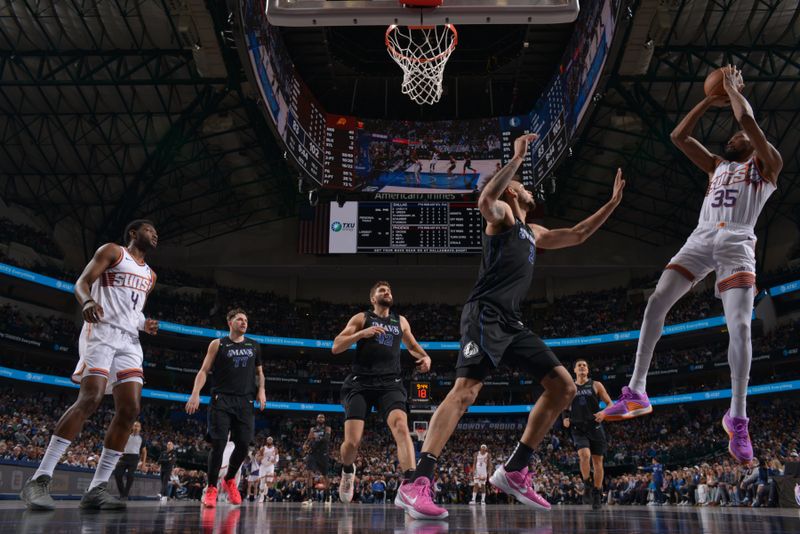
[74,243,121,323]
[400,316,431,373]
[722,65,783,183]
[477,134,538,226]
[332,313,380,354]
[531,169,625,250]
[670,95,730,174]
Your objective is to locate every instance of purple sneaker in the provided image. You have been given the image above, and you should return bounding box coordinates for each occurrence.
[722,410,753,464]
[601,386,653,421]
[394,478,448,520]
[489,466,551,511]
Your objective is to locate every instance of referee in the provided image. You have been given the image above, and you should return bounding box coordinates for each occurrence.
[185,308,266,508]
[562,359,612,509]
[114,421,146,500]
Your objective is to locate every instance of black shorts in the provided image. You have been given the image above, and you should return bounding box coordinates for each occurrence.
[341,374,407,422]
[206,393,255,444]
[305,452,330,475]
[571,423,608,456]
[456,302,562,382]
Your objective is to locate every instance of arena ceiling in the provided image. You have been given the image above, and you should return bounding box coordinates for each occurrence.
[0,0,798,257]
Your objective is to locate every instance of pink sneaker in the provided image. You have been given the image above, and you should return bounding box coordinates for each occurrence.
[394,477,448,520]
[601,386,653,421]
[489,466,551,510]
[722,410,753,464]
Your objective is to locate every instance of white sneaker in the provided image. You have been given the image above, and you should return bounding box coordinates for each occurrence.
[302,499,313,507]
[469,500,476,505]
[339,470,356,503]
[160,496,168,502]
[480,500,486,506]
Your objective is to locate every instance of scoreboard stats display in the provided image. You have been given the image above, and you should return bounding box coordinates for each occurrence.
[241,0,620,194]
[329,201,482,254]
[411,382,431,405]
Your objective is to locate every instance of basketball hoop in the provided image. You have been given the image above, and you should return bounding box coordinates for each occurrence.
[385,23,457,105]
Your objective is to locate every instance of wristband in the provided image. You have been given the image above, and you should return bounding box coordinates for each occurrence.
[82,300,95,311]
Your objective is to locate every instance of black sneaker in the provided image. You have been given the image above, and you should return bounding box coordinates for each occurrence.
[80,482,126,510]
[20,475,56,511]
[592,488,603,510]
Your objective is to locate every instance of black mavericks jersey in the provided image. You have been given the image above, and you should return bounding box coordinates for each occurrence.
[211,336,262,397]
[465,218,536,323]
[353,310,403,377]
[309,424,330,455]
[570,379,601,424]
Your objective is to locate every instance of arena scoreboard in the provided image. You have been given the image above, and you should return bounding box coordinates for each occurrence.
[411,382,431,405]
[329,201,483,254]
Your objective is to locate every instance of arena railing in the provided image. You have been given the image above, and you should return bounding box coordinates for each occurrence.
[1,364,798,414]
[0,262,795,350]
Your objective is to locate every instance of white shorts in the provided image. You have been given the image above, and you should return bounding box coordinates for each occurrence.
[261,466,275,482]
[247,475,261,482]
[666,223,757,297]
[72,323,144,394]
[473,473,487,485]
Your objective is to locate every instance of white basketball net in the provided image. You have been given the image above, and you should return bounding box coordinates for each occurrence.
[386,24,457,105]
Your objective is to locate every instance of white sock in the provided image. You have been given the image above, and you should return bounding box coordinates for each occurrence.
[88,448,123,490]
[34,435,71,479]
[628,270,692,393]
[722,286,755,418]
[472,491,476,501]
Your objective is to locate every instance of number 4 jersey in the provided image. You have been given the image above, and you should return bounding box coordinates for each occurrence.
[72,245,154,392]
[666,157,776,297]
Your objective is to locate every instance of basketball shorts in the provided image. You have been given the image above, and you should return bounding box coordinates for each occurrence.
[247,474,260,483]
[72,322,144,394]
[473,472,487,485]
[341,374,408,421]
[666,223,757,297]
[571,423,608,456]
[305,452,330,475]
[261,465,275,481]
[206,393,255,444]
[457,302,562,382]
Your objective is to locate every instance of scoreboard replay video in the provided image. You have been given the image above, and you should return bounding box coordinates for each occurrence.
[240,0,620,196]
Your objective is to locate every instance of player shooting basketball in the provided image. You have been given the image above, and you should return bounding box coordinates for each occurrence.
[599,66,783,466]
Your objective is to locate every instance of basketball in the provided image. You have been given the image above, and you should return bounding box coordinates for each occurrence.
[704,68,727,96]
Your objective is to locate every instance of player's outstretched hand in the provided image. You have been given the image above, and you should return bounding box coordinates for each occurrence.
[416,356,432,374]
[512,133,539,160]
[722,64,744,94]
[257,389,266,411]
[185,394,200,414]
[610,168,626,205]
[144,318,159,335]
[360,325,386,339]
[83,301,104,323]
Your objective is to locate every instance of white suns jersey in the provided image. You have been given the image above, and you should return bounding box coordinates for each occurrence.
[698,157,776,229]
[476,451,489,474]
[261,446,278,469]
[89,246,154,336]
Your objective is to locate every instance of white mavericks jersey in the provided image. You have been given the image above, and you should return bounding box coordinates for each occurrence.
[698,157,776,228]
[476,451,489,475]
[261,446,279,472]
[90,246,154,336]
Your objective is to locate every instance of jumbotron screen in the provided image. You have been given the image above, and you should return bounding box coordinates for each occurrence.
[240,0,620,195]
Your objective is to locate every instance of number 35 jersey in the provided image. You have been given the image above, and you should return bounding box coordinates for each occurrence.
[698,157,776,228]
[89,245,155,336]
[667,158,775,297]
[353,310,403,377]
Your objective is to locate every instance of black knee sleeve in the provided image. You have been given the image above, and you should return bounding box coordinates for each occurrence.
[207,439,227,486]
[224,441,249,481]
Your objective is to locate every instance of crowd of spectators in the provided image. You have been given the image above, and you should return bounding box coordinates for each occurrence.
[1,381,798,507]
[0,217,64,259]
